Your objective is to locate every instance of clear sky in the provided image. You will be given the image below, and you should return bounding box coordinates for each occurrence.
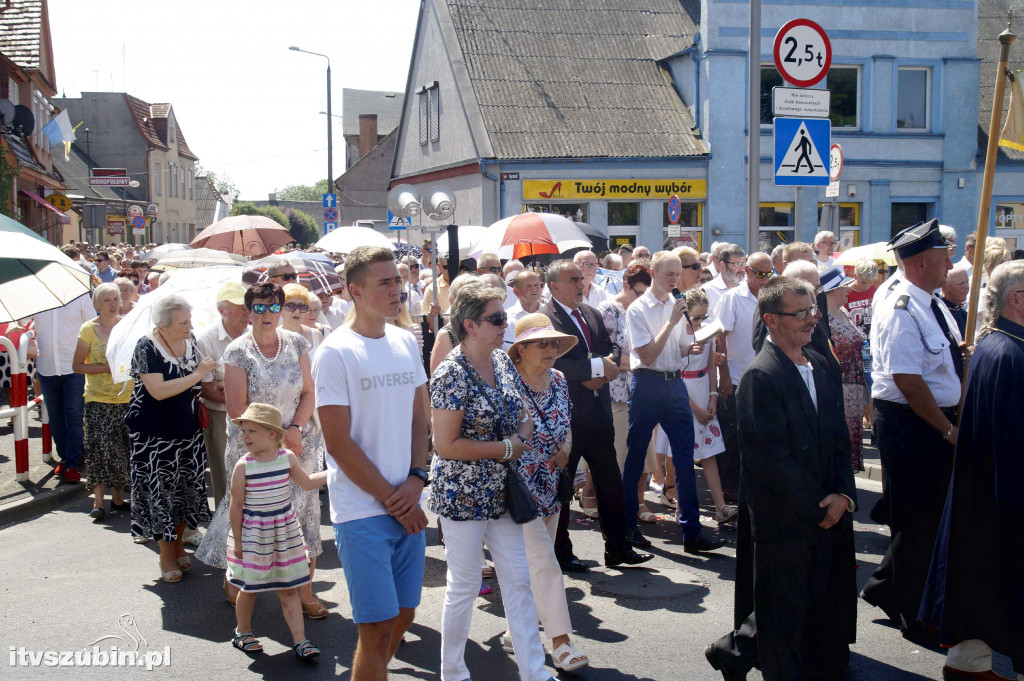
[49,0,420,200]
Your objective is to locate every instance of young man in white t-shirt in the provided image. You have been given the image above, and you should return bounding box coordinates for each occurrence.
[311,246,429,680]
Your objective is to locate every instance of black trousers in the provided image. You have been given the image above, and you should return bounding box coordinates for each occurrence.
[555,394,630,558]
[861,400,954,641]
[716,388,741,498]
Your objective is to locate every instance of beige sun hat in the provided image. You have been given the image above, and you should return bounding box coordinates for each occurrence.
[232,403,288,435]
[507,312,578,362]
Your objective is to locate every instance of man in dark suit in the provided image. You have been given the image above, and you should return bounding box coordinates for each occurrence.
[541,259,652,570]
[706,276,857,681]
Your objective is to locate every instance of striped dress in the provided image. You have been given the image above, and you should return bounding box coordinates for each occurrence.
[226,450,311,593]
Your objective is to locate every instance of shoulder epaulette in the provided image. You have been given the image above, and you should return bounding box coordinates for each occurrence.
[894,294,910,310]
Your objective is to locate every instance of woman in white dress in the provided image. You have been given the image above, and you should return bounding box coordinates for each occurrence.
[654,289,736,524]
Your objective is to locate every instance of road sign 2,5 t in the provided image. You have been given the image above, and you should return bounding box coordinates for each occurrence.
[773,18,832,88]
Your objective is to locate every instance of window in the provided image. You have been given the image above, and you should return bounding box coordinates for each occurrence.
[523,203,587,222]
[996,202,1024,230]
[154,163,162,196]
[891,202,929,238]
[180,167,186,198]
[188,168,193,200]
[759,202,795,249]
[760,66,783,125]
[817,202,861,247]
[417,87,429,145]
[608,202,639,226]
[167,163,175,197]
[429,87,440,142]
[662,201,704,251]
[897,67,930,130]
[828,66,859,129]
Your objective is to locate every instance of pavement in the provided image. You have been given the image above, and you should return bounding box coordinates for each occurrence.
[3,412,1016,680]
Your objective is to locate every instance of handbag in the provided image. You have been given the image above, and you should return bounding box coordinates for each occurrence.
[456,354,538,523]
[196,401,211,429]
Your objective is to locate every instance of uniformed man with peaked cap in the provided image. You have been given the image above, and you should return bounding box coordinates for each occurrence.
[860,218,964,645]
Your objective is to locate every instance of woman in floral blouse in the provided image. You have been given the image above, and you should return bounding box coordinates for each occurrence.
[505,313,589,672]
[429,285,554,681]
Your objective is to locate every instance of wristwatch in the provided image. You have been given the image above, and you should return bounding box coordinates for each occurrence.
[408,467,430,486]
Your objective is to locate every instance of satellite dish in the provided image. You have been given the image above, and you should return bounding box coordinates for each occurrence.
[423,186,456,222]
[387,184,421,219]
[0,99,15,126]
[12,104,34,137]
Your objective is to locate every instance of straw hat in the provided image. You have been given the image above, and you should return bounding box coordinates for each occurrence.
[507,313,578,362]
[232,403,288,435]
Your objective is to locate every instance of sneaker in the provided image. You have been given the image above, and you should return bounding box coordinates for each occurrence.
[53,462,64,476]
[63,467,81,483]
[479,581,493,596]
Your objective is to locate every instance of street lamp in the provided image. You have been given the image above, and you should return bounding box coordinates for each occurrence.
[289,46,333,195]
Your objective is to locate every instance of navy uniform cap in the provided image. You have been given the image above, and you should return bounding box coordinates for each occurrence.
[886,218,950,259]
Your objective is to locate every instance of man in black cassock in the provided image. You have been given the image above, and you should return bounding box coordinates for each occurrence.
[919,260,1024,681]
[705,276,857,681]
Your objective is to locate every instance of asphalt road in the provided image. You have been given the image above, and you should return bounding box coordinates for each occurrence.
[0,475,1013,681]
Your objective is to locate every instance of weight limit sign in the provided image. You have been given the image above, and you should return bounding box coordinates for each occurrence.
[773,18,832,88]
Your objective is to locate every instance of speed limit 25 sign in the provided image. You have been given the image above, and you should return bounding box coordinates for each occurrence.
[773,18,832,88]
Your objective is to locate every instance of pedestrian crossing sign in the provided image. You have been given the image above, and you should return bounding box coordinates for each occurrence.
[773,117,831,186]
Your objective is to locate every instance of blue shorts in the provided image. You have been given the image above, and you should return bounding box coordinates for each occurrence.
[334,514,426,624]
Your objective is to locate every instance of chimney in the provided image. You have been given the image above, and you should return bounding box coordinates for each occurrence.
[358,114,378,160]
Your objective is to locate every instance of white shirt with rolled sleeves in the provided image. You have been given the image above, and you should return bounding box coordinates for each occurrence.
[197,319,249,412]
[626,289,693,372]
[311,325,427,524]
[702,273,731,315]
[33,294,93,376]
[870,279,961,408]
[584,282,609,310]
[713,280,758,386]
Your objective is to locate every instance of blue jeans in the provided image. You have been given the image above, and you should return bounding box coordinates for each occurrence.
[623,373,701,541]
[38,373,85,469]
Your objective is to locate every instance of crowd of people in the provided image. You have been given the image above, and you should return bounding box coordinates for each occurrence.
[3,223,1022,680]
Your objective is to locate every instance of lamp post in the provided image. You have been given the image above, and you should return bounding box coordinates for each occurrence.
[289,46,333,195]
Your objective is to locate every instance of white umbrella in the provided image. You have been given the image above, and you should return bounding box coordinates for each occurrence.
[153,248,248,270]
[834,241,897,267]
[315,226,394,254]
[436,225,490,260]
[0,215,92,323]
[105,266,243,384]
[144,243,192,261]
[484,213,592,260]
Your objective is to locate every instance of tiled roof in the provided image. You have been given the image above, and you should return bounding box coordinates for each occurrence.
[342,89,406,137]
[444,0,706,159]
[978,0,1024,161]
[123,94,169,151]
[0,0,43,71]
[149,103,199,161]
[3,132,45,173]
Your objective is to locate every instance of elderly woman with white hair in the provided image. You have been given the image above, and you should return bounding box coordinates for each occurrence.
[125,294,217,582]
[72,283,133,522]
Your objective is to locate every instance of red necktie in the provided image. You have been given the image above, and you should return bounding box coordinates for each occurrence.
[570,308,592,352]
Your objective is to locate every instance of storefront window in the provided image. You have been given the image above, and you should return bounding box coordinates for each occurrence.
[608,202,639,226]
[662,201,704,251]
[523,203,587,222]
[817,202,861,248]
[759,203,794,250]
[995,202,1024,230]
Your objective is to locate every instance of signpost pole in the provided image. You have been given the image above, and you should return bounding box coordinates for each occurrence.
[748,0,762,254]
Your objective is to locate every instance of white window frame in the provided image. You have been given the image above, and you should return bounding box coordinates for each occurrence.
[154,162,162,196]
[827,65,861,131]
[896,66,931,132]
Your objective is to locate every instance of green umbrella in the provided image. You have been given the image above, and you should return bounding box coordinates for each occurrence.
[0,214,92,323]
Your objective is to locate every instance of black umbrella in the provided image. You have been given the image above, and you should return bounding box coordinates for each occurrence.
[574,222,609,251]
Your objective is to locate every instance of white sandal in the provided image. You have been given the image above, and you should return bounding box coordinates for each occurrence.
[551,641,589,671]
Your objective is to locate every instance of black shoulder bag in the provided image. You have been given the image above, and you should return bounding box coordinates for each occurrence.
[456,354,538,524]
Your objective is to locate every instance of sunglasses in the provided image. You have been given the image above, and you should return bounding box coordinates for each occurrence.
[251,303,282,314]
[773,304,819,321]
[476,311,508,326]
[410,263,420,270]
[681,263,702,271]
[283,302,308,312]
[525,339,560,350]
[746,266,775,279]
[274,273,298,281]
